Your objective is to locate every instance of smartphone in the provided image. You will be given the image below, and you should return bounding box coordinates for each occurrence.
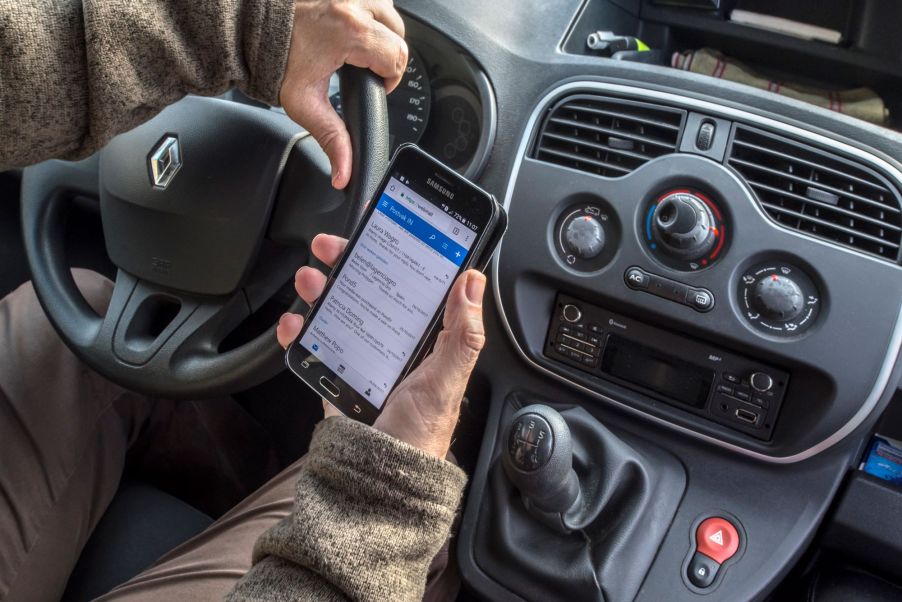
[286,144,501,424]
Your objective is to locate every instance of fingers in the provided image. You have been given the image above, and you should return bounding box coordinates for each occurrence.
[364,0,405,39]
[292,85,353,189]
[311,233,348,267]
[346,18,408,93]
[322,399,343,418]
[293,232,347,301]
[294,266,328,305]
[277,312,304,349]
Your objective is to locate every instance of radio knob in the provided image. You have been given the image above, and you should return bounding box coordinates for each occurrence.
[562,304,582,323]
[750,372,774,393]
[753,275,804,322]
[564,215,605,259]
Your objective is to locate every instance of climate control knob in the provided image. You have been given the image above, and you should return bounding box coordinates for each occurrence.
[564,215,605,259]
[738,262,820,337]
[652,191,716,261]
[753,275,804,322]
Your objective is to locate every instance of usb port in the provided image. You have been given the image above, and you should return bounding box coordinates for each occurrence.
[735,408,758,425]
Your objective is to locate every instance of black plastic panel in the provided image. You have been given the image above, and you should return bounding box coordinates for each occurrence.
[546,293,789,440]
[822,472,902,581]
[498,144,902,458]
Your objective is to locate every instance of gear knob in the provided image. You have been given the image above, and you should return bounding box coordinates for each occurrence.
[502,404,581,514]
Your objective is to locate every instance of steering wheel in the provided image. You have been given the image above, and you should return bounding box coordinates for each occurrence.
[20,67,389,398]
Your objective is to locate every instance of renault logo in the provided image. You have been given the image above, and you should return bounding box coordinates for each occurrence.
[148,136,182,189]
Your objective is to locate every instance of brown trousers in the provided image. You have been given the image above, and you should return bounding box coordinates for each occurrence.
[0,270,457,601]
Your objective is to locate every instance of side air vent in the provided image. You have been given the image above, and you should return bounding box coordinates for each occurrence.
[728,126,902,261]
[533,95,685,178]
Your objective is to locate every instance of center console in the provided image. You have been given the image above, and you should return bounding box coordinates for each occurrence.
[491,81,902,461]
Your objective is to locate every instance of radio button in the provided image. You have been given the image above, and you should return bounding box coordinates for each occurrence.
[751,396,770,409]
[733,387,751,402]
[750,372,774,393]
[716,384,734,396]
[562,304,582,323]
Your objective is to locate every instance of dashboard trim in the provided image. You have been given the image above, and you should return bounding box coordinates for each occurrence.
[464,63,497,181]
[492,80,902,463]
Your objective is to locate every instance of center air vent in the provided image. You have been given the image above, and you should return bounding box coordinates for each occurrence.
[533,95,685,178]
[728,125,902,262]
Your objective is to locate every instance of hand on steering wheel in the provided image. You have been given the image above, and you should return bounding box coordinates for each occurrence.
[277,234,487,459]
[281,0,408,189]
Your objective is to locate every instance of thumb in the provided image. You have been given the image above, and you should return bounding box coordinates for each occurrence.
[433,270,487,373]
[283,85,352,189]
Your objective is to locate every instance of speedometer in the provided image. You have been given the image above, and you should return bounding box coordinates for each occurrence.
[387,49,431,150]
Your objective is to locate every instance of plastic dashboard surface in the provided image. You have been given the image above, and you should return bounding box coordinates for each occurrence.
[494,81,902,462]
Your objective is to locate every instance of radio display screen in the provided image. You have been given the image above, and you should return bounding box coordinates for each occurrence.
[600,335,713,408]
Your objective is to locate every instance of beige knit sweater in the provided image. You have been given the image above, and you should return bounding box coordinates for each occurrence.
[0,1,469,600]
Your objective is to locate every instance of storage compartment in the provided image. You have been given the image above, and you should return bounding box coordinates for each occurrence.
[562,0,902,132]
[815,391,902,581]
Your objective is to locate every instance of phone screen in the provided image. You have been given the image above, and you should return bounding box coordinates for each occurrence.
[297,174,481,408]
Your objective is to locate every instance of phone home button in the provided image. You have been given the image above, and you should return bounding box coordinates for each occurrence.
[352,405,362,414]
[319,376,340,397]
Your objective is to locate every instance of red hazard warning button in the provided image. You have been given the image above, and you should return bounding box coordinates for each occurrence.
[696,517,740,564]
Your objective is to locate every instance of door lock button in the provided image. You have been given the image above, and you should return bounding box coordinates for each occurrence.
[687,551,719,588]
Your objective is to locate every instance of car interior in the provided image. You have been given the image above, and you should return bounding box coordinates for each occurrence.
[4,0,902,600]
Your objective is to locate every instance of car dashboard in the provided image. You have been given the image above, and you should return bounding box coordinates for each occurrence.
[390,0,902,600]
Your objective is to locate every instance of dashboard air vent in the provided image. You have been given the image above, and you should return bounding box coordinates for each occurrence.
[728,126,902,261]
[533,95,685,177]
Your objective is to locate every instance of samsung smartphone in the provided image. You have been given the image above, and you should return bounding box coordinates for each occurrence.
[285,144,500,424]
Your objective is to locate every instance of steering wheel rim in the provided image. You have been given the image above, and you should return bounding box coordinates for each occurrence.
[20,67,389,398]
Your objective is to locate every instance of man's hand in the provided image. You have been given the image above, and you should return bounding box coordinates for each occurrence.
[280,0,408,190]
[276,234,487,459]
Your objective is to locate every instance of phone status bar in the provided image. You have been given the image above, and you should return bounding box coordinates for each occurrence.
[393,174,480,232]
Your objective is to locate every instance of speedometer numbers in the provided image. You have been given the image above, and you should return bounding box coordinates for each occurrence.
[388,49,432,149]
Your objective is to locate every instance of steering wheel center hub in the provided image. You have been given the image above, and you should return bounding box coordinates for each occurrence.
[99,97,304,296]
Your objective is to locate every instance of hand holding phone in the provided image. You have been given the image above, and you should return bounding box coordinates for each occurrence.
[277,233,487,459]
[284,145,503,431]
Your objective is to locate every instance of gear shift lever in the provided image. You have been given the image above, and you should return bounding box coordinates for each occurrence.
[502,404,582,519]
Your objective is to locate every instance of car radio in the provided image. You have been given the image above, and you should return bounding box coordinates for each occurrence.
[544,294,789,440]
